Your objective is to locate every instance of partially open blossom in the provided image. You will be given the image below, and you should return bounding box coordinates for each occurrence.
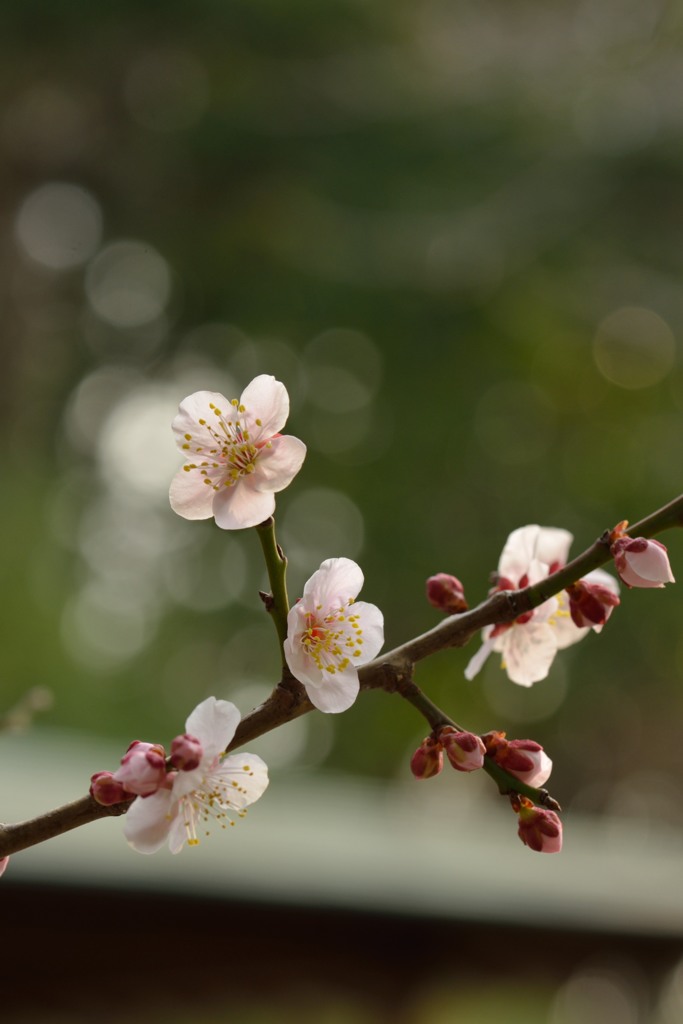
[483,731,552,788]
[410,736,444,779]
[566,577,620,628]
[90,770,130,806]
[113,741,167,797]
[426,573,468,614]
[465,525,619,686]
[170,733,203,772]
[0,857,9,878]
[169,374,307,530]
[515,797,563,854]
[439,727,486,773]
[611,532,675,589]
[124,697,268,855]
[284,557,385,713]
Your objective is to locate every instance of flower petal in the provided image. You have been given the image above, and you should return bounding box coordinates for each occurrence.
[171,391,231,452]
[212,477,276,530]
[533,527,573,571]
[304,669,360,713]
[185,697,241,758]
[497,525,541,583]
[169,467,217,520]
[347,600,384,662]
[252,435,307,491]
[500,622,558,686]
[302,557,364,611]
[240,374,289,439]
[211,753,270,810]
[124,789,176,854]
[464,638,494,680]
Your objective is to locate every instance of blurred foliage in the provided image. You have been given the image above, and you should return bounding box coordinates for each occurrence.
[1,0,683,827]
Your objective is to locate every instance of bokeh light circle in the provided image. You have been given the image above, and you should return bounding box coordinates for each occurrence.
[15,182,102,270]
[593,306,676,389]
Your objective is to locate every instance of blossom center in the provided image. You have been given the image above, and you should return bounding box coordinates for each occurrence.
[181,400,271,491]
[180,758,257,847]
[301,605,364,675]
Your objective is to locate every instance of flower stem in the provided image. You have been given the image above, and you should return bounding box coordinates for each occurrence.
[255,516,290,665]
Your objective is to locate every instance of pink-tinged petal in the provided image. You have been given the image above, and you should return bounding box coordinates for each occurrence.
[500,622,558,686]
[211,753,269,810]
[533,527,573,572]
[212,477,276,530]
[304,669,360,713]
[240,374,290,439]
[172,391,231,452]
[283,619,323,688]
[498,525,541,583]
[464,637,494,680]
[625,541,675,585]
[0,856,9,878]
[348,601,384,662]
[169,466,217,520]
[185,697,241,758]
[252,435,307,491]
[167,806,191,854]
[302,557,364,611]
[124,789,176,854]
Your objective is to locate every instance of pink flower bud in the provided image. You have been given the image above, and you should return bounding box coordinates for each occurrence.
[566,580,620,628]
[611,536,675,589]
[0,856,10,878]
[439,726,486,772]
[113,740,167,797]
[482,731,552,788]
[170,733,203,772]
[410,736,444,779]
[89,770,130,806]
[516,798,563,853]
[426,573,468,614]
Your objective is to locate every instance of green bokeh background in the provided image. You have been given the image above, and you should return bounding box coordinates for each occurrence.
[5,10,683,1022]
[3,0,683,811]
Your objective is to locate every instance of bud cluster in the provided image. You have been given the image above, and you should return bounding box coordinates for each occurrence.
[410,726,485,780]
[90,733,205,806]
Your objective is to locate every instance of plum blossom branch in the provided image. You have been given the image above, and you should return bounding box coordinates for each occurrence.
[1,493,681,859]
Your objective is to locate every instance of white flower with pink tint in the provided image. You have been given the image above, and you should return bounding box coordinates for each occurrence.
[124,697,268,855]
[611,535,675,589]
[465,525,619,686]
[0,857,9,878]
[284,557,385,713]
[465,525,572,687]
[170,374,306,530]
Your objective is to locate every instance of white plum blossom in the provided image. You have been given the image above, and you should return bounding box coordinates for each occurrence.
[124,697,268,855]
[284,557,385,713]
[465,525,619,687]
[170,374,306,530]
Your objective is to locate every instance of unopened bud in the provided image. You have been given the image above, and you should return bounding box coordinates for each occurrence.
[439,726,485,772]
[515,796,563,853]
[566,579,619,628]
[170,733,203,772]
[426,573,468,614]
[89,770,130,806]
[611,532,675,589]
[410,736,444,780]
[113,740,167,797]
[482,731,552,788]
